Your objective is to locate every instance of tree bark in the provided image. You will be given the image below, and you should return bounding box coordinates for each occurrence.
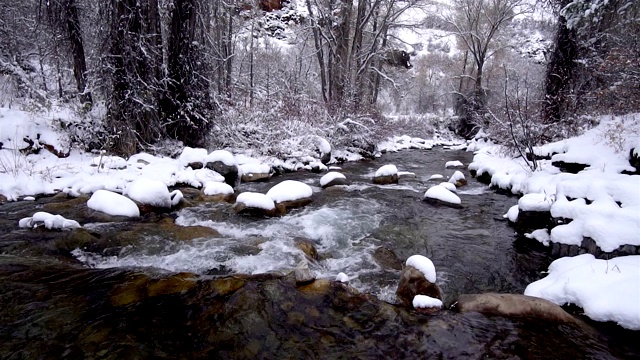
[63,0,92,105]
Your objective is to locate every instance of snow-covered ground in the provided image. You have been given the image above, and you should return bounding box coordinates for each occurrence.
[468,113,640,330]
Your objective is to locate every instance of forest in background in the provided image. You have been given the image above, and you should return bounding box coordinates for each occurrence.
[0,0,638,158]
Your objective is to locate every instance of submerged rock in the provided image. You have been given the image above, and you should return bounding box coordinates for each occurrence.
[452,293,582,325]
[373,246,403,270]
[294,237,319,261]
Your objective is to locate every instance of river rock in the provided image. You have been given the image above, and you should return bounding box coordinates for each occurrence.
[206,161,239,188]
[294,237,319,261]
[396,265,443,308]
[452,293,581,325]
[373,174,398,185]
[552,161,588,174]
[627,148,640,174]
[232,201,286,217]
[373,246,403,270]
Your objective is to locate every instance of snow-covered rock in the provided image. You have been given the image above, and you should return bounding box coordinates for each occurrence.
[233,192,282,217]
[448,170,467,187]
[412,295,443,310]
[240,163,271,182]
[18,211,81,230]
[336,272,349,283]
[525,254,640,330]
[519,193,553,212]
[438,182,457,193]
[178,147,208,168]
[373,164,399,185]
[266,180,313,208]
[320,172,347,188]
[504,205,519,223]
[205,150,239,187]
[87,190,140,217]
[406,255,436,283]
[525,229,551,246]
[125,178,182,208]
[396,255,442,309]
[423,185,462,208]
[203,181,234,196]
[428,174,444,181]
[445,160,464,168]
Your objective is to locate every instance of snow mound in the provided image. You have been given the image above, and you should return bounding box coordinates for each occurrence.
[525,254,640,330]
[206,150,237,166]
[266,180,313,203]
[125,178,175,208]
[406,255,436,283]
[375,164,398,177]
[424,186,461,205]
[438,182,457,193]
[92,155,127,170]
[203,181,234,196]
[413,295,443,309]
[445,160,464,168]
[428,174,444,180]
[18,211,81,230]
[87,190,140,217]
[504,205,519,222]
[236,192,275,210]
[518,193,553,212]
[178,147,208,166]
[336,272,349,283]
[525,229,550,246]
[320,172,346,187]
[448,170,465,184]
[239,163,271,175]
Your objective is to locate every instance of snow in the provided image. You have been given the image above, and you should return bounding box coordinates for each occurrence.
[92,155,127,170]
[437,182,457,193]
[239,163,271,175]
[320,172,346,187]
[525,229,551,246]
[124,178,174,208]
[504,205,519,222]
[316,137,332,154]
[412,295,443,309]
[336,272,349,283]
[87,190,140,217]
[445,160,464,168]
[468,114,640,253]
[424,185,461,205]
[266,180,313,203]
[236,192,275,210]
[518,193,553,212]
[406,255,437,283]
[18,211,81,230]
[448,170,465,184]
[525,254,640,330]
[375,164,398,177]
[203,181,234,196]
[178,147,208,166]
[205,150,237,166]
[428,174,444,180]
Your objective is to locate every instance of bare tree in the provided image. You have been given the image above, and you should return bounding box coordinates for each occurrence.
[444,0,529,137]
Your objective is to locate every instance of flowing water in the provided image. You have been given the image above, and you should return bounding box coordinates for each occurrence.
[0,148,637,358]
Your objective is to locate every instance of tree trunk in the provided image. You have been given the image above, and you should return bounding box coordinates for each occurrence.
[543,12,577,123]
[63,0,92,105]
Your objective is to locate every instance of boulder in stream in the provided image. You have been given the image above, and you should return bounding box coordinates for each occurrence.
[396,256,443,309]
[373,164,399,185]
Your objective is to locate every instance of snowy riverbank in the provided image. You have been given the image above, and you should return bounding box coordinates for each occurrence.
[467,113,640,330]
